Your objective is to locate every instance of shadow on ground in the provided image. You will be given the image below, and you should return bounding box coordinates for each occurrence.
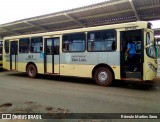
[5,71,160,91]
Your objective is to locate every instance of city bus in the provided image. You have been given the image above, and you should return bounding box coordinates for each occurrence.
[0,41,3,69]
[3,21,157,86]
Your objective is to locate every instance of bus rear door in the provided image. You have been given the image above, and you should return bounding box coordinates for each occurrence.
[44,37,60,74]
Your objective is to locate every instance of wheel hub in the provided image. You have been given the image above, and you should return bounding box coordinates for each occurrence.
[98,71,108,83]
[29,67,34,76]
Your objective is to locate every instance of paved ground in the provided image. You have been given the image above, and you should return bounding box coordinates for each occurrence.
[0,70,160,122]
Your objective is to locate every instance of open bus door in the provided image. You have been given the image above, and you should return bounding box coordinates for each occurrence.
[120,30,143,81]
[10,41,18,70]
[44,37,60,74]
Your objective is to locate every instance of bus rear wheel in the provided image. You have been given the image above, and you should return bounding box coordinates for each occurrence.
[95,67,113,86]
[27,64,37,78]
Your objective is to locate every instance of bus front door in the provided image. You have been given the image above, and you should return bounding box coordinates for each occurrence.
[10,41,18,70]
[44,38,60,74]
[120,30,143,80]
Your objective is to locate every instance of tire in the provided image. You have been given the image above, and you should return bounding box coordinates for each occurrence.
[27,64,37,78]
[95,67,113,86]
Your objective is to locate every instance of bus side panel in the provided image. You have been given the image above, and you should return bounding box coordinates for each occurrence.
[60,64,94,77]
[3,54,10,70]
[107,52,120,79]
[17,53,44,74]
[143,52,157,81]
[17,62,44,74]
[60,52,120,79]
[144,57,157,80]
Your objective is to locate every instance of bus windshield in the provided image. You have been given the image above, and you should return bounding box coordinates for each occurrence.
[146,33,157,59]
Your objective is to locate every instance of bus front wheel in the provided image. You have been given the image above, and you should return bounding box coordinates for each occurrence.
[95,67,113,86]
[27,64,37,78]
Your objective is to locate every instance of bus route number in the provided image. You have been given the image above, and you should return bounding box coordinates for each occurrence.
[28,55,33,59]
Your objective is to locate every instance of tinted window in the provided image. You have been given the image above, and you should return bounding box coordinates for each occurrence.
[46,38,59,55]
[62,33,85,52]
[4,40,9,53]
[46,39,52,55]
[31,37,43,53]
[87,30,116,51]
[19,38,30,53]
[11,41,18,55]
[53,38,59,55]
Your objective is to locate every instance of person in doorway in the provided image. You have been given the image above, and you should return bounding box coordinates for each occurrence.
[125,39,137,72]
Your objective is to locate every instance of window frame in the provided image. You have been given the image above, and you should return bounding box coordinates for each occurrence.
[62,32,86,53]
[87,29,117,52]
[19,38,30,53]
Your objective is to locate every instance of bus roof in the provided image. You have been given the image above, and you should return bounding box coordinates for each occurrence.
[3,21,149,40]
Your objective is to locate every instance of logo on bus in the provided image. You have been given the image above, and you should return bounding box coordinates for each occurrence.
[28,55,33,59]
[65,54,87,63]
[26,55,36,60]
[71,55,86,62]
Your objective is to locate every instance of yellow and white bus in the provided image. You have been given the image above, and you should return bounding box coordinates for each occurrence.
[0,41,3,69]
[3,21,157,86]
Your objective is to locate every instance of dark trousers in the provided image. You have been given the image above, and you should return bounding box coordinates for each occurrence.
[128,53,136,71]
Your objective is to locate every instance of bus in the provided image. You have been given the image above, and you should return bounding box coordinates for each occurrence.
[0,41,2,69]
[3,21,157,86]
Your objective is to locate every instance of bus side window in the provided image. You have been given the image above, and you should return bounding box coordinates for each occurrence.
[87,29,116,51]
[62,33,85,52]
[112,41,116,50]
[4,40,9,54]
[19,38,29,53]
[40,45,43,52]
[31,37,43,53]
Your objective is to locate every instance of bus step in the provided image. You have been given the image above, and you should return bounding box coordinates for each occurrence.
[125,72,141,79]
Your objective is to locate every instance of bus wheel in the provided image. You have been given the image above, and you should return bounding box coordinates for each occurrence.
[95,67,113,86]
[27,64,37,78]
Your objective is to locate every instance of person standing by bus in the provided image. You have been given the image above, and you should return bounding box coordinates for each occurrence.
[125,40,137,72]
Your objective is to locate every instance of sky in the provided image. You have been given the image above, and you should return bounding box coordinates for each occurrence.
[0,0,160,29]
[0,0,106,24]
